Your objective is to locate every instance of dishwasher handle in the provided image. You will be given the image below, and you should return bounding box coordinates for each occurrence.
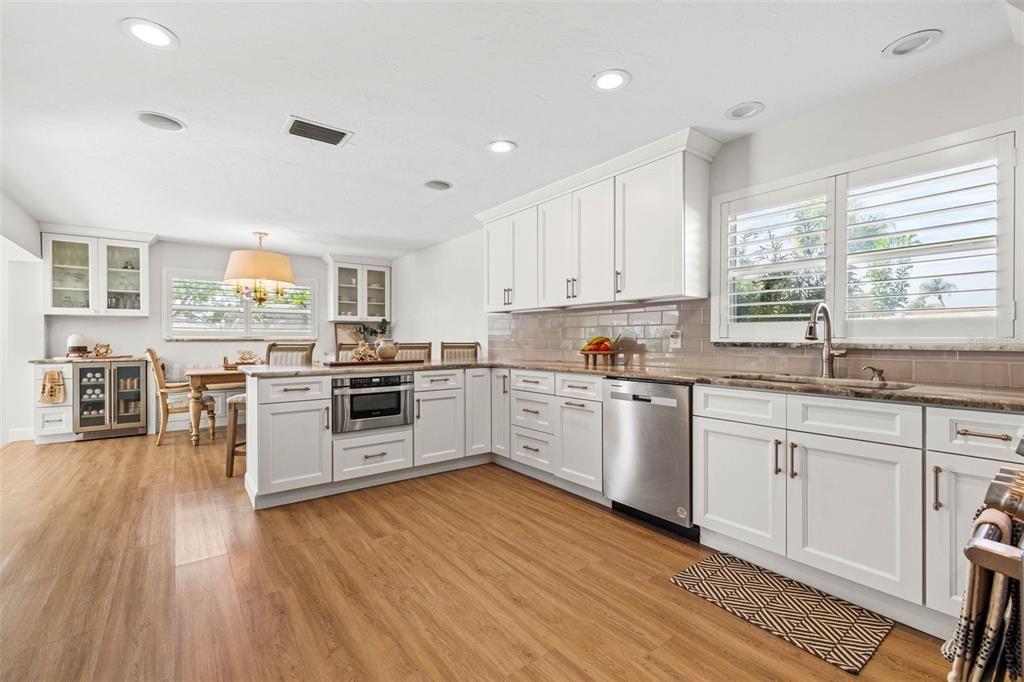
[608,390,678,408]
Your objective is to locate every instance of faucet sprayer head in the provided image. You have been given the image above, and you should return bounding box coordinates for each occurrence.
[804,320,819,341]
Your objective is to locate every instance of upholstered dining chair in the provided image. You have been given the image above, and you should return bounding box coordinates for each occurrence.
[225,341,316,476]
[146,348,216,446]
[440,342,481,362]
[395,342,432,362]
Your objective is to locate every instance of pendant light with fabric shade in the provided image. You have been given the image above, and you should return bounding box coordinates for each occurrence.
[224,232,294,306]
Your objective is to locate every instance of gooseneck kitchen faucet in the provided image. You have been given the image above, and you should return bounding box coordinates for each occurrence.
[804,302,847,378]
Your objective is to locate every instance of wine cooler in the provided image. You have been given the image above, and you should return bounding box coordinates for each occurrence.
[73,360,147,438]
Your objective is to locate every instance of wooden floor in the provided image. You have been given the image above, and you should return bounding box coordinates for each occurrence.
[0,432,947,681]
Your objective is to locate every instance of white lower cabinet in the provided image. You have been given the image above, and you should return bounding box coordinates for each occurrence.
[925,450,1005,617]
[556,398,602,491]
[35,406,74,437]
[693,417,787,555]
[465,368,492,455]
[257,398,333,494]
[786,432,922,603]
[511,390,558,433]
[333,427,413,482]
[491,369,511,457]
[511,426,559,474]
[414,389,465,465]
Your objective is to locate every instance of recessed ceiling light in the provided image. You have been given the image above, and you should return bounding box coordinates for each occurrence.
[424,180,453,191]
[120,17,179,49]
[488,140,517,153]
[591,69,631,91]
[724,101,765,120]
[136,111,187,132]
[881,29,943,58]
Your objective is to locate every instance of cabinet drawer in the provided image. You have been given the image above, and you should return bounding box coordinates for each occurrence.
[926,407,1024,462]
[257,376,331,404]
[555,373,602,401]
[694,385,786,427]
[33,363,72,380]
[787,394,922,447]
[333,427,413,482]
[35,406,74,436]
[511,369,555,394]
[415,369,464,391]
[511,426,559,474]
[511,391,558,434]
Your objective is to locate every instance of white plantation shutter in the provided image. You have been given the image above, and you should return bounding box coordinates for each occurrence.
[719,179,832,340]
[838,134,1014,339]
[165,270,316,340]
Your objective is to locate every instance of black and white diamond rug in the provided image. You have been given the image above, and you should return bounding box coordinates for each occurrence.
[671,553,893,674]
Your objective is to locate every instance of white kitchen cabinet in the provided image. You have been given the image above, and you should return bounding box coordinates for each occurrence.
[491,369,511,457]
[511,390,558,434]
[509,207,539,311]
[556,397,602,491]
[538,194,574,307]
[693,417,787,555]
[257,398,333,494]
[612,151,710,302]
[485,217,514,312]
[925,450,1004,617]
[414,388,465,465]
[511,426,559,474]
[555,373,603,402]
[43,233,150,316]
[324,256,391,322]
[572,178,616,305]
[694,385,786,427]
[510,369,555,394]
[465,368,492,455]
[786,432,922,603]
[926,407,1024,462]
[333,427,413,482]
[787,394,922,448]
[257,376,332,404]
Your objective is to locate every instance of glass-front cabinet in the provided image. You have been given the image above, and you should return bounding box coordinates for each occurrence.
[43,233,149,316]
[111,361,146,428]
[324,256,391,322]
[74,362,109,433]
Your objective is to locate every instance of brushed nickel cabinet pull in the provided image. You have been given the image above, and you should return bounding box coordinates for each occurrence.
[564,401,586,408]
[502,375,508,394]
[364,451,387,459]
[522,445,540,453]
[429,378,448,383]
[615,270,622,294]
[522,408,540,414]
[932,465,943,510]
[957,427,1013,442]
[566,278,571,299]
[571,277,577,298]
[522,379,541,384]
[789,442,798,478]
[416,398,421,419]
[773,439,782,475]
[566,383,589,390]
[323,406,330,430]
[282,386,311,392]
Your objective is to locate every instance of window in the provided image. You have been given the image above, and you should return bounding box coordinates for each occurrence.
[165,269,316,340]
[713,129,1017,344]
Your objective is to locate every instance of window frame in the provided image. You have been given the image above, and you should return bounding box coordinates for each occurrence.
[163,267,318,342]
[710,118,1021,347]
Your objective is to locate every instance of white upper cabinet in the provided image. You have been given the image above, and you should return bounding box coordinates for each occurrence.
[43,233,150,316]
[538,194,574,307]
[325,256,391,322]
[479,129,717,313]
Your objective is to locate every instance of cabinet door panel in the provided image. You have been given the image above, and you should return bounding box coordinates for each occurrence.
[333,428,412,481]
[44,234,98,315]
[511,426,559,474]
[509,207,538,310]
[363,265,390,321]
[485,218,513,311]
[926,451,1003,616]
[693,417,787,554]
[414,389,465,465]
[258,399,333,493]
[538,194,573,308]
[573,178,615,305]
[614,153,683,301]
[786,432,922,603]
[99,239,148,316]
[557,398,602,491]
[465,369,492,455]
[511,391,558,435]
[491,369,511,457]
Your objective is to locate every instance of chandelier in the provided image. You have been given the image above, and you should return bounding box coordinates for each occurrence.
[224,232,294,306]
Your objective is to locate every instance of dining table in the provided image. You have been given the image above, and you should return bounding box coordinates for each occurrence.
[183,367,246,446]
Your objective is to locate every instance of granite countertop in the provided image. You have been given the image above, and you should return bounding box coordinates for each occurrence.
[240,360,1024,413]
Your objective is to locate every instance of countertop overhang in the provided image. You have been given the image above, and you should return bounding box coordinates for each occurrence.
[239,360,1024,413]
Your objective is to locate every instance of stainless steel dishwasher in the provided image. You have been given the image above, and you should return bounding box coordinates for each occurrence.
[603,377,695,536]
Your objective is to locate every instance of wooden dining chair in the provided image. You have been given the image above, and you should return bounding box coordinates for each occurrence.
[395,342,432,362]
[145,348,216,446]
[225,341,316,476]
[440,342,481,362]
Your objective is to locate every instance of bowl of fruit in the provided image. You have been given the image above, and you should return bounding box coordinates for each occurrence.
[580,335,618,368]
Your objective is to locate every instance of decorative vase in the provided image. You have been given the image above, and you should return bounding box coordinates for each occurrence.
[375,339,399,360]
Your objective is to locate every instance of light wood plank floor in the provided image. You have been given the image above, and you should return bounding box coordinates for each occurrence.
[0,433,947,681]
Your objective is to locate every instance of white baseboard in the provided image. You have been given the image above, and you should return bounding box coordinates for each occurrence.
[7,427,34,442]
[493,456,612,507]
[700,528,955,640]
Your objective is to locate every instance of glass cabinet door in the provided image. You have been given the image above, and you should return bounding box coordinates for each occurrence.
[49,237,93,312]
[336,264,361,319]
[364,266,389,321]
[103,243,143,313]
[75,363,110,432]
[112,362,145,427]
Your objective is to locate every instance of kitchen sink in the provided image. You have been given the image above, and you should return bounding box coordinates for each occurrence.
[719,372,915,391]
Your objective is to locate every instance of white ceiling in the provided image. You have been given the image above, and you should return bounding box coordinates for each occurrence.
[1,2,1013,259]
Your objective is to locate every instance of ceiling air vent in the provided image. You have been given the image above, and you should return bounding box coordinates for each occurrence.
[284,116,352,147]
